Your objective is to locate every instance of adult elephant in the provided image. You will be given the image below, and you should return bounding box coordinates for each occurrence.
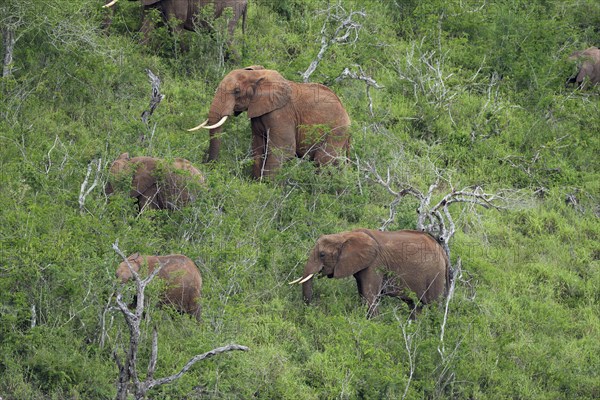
[566,47,600,89]
[103,0,247,44]
[188,66,351,179]
[289,229,451,318]
[116,253,202,321]
[105,153,205,212]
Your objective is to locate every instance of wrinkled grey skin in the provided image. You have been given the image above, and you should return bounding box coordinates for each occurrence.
[116,253,202,321]
[105,153,205,212]
[129,0,248,44]
[566,47,600,89]
[299,229,451,318]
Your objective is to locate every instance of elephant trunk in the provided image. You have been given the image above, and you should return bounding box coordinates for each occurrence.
[300,248,322,304]
[302,279,314,304]
[205,90,234,162]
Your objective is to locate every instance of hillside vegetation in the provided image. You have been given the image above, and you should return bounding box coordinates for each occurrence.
[1,0,599,398]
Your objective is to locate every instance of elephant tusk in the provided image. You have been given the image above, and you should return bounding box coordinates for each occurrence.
[201,115,228,130]
[288,277,303,285]
[187,119,209,131]
[103,0,119,8]
[299,274,314,284]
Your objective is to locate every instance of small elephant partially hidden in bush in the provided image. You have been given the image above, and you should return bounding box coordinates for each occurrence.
[116,253,202,321]
[103,0,247,46]
[566,46,600,89]
[106,153,205,212]
[290,229,451,318]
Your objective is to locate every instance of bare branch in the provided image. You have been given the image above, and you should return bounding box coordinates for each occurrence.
[335,64,383,117]
[146,345,250,390]
[79,158,102,213]
[141,69,165,126]
[301,3,365,82]
[438,257,461,360]
[2,26,17,77]
[358,160,518,261]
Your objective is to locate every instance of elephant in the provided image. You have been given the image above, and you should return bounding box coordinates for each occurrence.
[566,47,600,89]
[105,153,205,212]
[103,0,247,45]
[188,66,351,179]
[289,229,451,318]
[116,253,202,321]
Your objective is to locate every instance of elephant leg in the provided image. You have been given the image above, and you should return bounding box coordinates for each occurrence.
[251,133,267,179]
[311,126,349,167]
[354,268,383,318]
[138,187,161,211]
[252,117,296,179]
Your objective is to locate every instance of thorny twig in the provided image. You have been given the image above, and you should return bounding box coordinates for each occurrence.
[301,2,365,82]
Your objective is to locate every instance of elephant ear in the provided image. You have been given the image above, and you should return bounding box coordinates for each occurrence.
[247,71,292,118]
[334,232,378,278]
[141,0,162,5]
[128,253,141,262]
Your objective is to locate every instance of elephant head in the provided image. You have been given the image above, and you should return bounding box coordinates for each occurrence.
[116,252,143,282]
[188,66,293,161]
[292,231,378,304]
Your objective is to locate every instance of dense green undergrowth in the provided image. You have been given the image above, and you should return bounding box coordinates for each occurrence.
[1,0,599,398]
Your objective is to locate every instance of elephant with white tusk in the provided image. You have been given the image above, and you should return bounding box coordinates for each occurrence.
[290,229,451,318]
[188,66,351,179]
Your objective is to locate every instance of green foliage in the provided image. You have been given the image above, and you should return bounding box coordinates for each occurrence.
[0,0,599,398]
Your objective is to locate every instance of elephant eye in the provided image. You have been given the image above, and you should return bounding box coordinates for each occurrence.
[319,251,325,258]
[233,87,241,95]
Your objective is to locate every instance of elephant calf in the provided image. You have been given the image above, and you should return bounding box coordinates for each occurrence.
[116,253,202,321]
[566,46,600,89]
[106,153,205,212]
[290,229,451,318]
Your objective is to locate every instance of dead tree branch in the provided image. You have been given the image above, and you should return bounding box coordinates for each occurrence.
[360,161,513,259]
[335,64,383,117]
[301,3,365,82]
[1,1,27,78]
[2,26,16,78]
[111,241,249,400]
[141,69,164,125]
[79,158,102,213]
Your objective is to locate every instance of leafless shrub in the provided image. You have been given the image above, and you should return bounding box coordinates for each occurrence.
[334,64,383,117]
[359,158,519,259]
[111,241,249,400]
[301,2,366,82]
